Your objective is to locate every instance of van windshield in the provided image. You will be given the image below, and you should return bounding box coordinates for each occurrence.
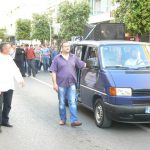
[101,44,150,69]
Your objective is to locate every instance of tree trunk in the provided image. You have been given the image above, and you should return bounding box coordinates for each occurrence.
[41,39,44,45]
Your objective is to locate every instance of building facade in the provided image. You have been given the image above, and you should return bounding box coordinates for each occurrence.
[88,0,114,24]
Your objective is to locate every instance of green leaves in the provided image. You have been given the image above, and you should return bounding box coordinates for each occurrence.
[114,0,150,35]
[15,13,51,43]
[16,19,31,40]
[0,28,6,40]
[15,0,90,42]
[31,13,50,42]
[58,0,90,40]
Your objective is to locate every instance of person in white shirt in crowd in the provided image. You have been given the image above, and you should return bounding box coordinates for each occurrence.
[0,43,24,133]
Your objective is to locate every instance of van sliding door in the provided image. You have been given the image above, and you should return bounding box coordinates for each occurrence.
[74,45,87,97]
[80,46,99,108]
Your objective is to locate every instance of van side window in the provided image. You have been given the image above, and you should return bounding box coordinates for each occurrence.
[75,46,82,59]
[86,47,99,68]
[74,45,87,60]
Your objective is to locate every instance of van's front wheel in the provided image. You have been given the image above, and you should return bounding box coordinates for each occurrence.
[94,99,112,128]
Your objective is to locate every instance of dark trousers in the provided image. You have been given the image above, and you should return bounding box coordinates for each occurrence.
[0,95,2,125]
[16,60,25,76]
[40,62,43,70]
[27,59,36,76]
[2,90,13,124]
[35,60,41,73]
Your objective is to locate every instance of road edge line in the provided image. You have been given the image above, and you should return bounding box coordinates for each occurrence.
[136,124,150,133]
[30,77,53,89]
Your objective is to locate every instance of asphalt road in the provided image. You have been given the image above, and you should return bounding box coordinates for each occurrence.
[0,72,150,150]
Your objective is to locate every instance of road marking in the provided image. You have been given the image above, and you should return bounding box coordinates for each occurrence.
[136,124,150,133]
[30,77,53,89]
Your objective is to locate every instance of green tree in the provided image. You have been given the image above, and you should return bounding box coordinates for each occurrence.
[32,13,50,43]
[114,0,150,36]
[16,19,31,40]
[58,0,90,40]
[0,28,6,41]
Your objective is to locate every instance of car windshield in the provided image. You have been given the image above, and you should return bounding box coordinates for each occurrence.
[100,44,150,69]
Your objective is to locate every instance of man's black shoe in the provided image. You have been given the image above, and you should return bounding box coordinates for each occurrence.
[2,123,13,127]
[0,126,2,133]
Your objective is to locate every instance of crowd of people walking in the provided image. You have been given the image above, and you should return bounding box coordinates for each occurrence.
[10,43,59,78]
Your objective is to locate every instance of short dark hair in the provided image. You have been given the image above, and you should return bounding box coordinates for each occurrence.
[0,42,9,52]
[61,41,69,48]
[25,44,29,47]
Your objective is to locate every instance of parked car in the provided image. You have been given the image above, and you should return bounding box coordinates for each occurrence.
[71,40,150,128]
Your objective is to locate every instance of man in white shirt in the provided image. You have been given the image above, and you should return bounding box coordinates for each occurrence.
[0,43,24,133]
[125,49,144,66]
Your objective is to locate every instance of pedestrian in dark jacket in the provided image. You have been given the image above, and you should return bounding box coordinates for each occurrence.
[14,45,26,77]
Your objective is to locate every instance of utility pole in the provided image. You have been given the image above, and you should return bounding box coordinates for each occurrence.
[49,22,52,46]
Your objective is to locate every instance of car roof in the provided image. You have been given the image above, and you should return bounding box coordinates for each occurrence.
[71,40,150,47]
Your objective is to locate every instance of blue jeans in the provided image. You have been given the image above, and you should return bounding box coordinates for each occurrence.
[42,57,49,71]
[58,84,77,123]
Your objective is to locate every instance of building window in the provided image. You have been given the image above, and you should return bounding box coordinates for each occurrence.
[89,0,110,15]
[89,0,93,15]
[94,0,101,15]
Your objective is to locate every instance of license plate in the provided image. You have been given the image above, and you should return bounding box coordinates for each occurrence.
[145,106,150,113]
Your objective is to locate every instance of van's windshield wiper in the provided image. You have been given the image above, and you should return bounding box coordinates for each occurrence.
[105,65,130,70]
[135,65,150,70]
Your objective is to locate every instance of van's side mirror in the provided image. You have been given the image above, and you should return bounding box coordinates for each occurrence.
[86,58,99,69]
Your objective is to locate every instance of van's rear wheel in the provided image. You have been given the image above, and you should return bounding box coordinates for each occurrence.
[94,99,112,128]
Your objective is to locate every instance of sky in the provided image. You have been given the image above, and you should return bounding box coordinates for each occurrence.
[0,0,50,27]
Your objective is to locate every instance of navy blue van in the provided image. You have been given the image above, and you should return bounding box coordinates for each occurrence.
[71,40,150,128]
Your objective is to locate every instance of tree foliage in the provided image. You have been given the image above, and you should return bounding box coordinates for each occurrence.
[32,13,50,42]
[16,19,31,40]
[58,0,90,40]
[0,28,6,41]
[114,0,150,35]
